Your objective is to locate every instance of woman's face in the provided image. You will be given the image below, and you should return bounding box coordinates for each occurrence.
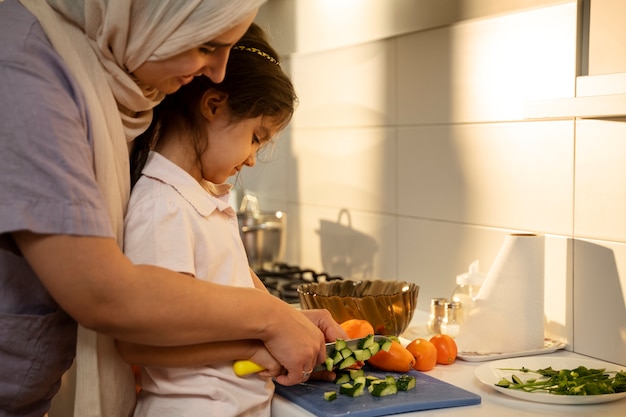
[133,12,256,94]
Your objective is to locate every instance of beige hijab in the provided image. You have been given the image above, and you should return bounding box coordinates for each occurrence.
[18,1,266,416]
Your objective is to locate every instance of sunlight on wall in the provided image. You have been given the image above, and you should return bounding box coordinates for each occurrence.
[449,4,576,121]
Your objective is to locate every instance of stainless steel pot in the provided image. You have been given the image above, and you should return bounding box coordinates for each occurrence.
[238,194,286,271]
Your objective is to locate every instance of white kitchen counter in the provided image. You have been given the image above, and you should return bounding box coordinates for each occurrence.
[272,311,626,417]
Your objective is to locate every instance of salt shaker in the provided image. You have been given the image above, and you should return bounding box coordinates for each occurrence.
[427,297,447,334]
[441,301,463,338]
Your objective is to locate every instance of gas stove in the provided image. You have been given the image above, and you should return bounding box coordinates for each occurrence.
[255,263,343,304]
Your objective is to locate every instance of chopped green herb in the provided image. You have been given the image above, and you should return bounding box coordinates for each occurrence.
[496,366,626,396]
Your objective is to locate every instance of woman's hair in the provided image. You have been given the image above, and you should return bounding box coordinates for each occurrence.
[130,23,297,186]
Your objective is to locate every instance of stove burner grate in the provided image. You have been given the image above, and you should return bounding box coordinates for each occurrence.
[255,263,343,304]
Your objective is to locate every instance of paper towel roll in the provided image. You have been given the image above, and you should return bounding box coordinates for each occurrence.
[455,233,545,354]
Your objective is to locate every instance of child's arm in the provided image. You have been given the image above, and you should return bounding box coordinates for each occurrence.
[116,338,283,376]
[250,268,269,291]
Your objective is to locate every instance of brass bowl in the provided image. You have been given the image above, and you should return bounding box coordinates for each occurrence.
[297,280,419,337]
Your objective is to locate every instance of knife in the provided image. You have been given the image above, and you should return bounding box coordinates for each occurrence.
[233,335,389,377]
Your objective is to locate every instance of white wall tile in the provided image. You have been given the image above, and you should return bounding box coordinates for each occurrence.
[588,0,626,75]
[397,219,572,343]
[288,127,397,213]
[290,40,396,128]
[257,0,573,56]
[286,204,397,281]
[397,122,575,234]
[575,119,626,242]
[396,2,577,124]
[573,238,626,365]
[235,127,291,209]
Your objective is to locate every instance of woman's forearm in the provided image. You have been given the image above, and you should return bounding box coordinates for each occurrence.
[15,231,344,386]
[14,232,287,345]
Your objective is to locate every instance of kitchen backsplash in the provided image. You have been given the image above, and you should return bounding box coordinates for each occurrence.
[242,0,626,366]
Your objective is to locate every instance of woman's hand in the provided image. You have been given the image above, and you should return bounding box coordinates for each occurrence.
[300,309,348,342]
[260,305,349,386]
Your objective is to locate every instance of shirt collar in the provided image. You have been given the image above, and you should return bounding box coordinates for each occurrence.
[142,151,234,217]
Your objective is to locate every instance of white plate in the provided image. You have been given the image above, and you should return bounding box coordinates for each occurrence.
[475,357,626,405]
[458,338,566,362]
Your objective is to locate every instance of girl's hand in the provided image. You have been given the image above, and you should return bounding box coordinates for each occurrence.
[247,347,283,378]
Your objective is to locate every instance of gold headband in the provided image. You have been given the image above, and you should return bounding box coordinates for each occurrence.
[232,45,280,66]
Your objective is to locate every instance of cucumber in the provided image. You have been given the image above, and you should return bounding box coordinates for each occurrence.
[325,357,335,372]
[353,376,366,388]
[396,375,417,391]
[380,339,393,352]
[338,356,357,370]
[368,381,398,397]
[352,349,365,361]
[334,338,348,351]
[365,375,380,386]
[357,334,375,349]
[367,343,380,356]
[339,382,364,397]
[349,369,365,380]
[323,391,337,401]
[340,347,353,359]
[352,382,365,397]
[335,373,351,385]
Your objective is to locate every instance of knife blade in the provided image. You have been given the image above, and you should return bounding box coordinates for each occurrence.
[233,335,389,377]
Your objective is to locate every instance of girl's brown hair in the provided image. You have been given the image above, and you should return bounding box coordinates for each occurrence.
[130,23,297,186]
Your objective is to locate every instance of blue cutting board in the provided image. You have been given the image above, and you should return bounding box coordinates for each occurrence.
[274,366,481,417]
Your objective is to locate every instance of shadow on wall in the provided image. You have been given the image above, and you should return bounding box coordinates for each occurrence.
[573,239,626,365]
[317,209,379,279]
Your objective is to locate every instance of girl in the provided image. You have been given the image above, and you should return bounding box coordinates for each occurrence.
[119,24,305,417]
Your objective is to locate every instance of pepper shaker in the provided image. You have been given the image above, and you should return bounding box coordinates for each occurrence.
[427,297,447,334]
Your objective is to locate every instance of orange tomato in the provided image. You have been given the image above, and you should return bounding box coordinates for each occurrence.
[406,338,438,371]
[429,334,458,365]
[367,340,415,372]
[340,319,375,339]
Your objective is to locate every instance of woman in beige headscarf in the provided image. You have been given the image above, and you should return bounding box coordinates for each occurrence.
[0,1,345,416]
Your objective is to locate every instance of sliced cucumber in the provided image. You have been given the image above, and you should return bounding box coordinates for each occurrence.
[396,375,417,391]
[339,382,364,397]
[357,334,375,349]
[365,375,381,386]
[368,381,398,397]
[353,376,366,388]
[323,391,337,401]
[324,357,335,372]
[338,356,357,370]
[334,338,348,351]
[335,373,351,385]
[349,369,365,380]
[352,349,365,361]
[340,347,353,359]
[380,339,393,352]
[367,343,380,356]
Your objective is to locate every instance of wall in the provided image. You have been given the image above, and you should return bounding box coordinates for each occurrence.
[245,0,626,366]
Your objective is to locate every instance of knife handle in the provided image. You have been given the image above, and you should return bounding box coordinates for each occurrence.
[233,360,265,376]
